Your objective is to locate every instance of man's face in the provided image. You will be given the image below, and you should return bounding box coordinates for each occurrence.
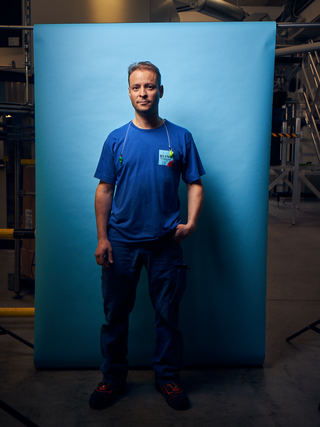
[128,69,163,115]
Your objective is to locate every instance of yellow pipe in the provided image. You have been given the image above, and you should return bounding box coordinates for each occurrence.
[21,159,35,165]
[0,158,34,165]
[0,228,14,239]
[0,229,34,239]
[0,308,35,317]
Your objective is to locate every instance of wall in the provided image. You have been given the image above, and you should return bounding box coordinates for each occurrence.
[31,0,150,24]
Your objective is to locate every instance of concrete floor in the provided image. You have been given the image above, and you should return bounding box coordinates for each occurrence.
[0,199,320,426]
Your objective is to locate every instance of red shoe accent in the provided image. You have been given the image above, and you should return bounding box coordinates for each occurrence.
[97,383,113,393]
[162,383,183,395]
[157,381,191,410]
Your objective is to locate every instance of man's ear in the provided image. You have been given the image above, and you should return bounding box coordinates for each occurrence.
[159,85,164,98]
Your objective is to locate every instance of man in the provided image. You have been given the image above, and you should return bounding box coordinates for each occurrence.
[90,61,205,411]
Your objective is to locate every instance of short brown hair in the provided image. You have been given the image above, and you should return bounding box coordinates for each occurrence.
[128,61,161,87]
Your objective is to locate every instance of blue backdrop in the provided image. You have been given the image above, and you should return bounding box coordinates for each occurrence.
[34,22,275,368]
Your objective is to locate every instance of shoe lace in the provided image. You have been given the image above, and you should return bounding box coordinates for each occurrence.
[163,382,183,395]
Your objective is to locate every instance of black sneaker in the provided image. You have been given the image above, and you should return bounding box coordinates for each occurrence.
[156,381,191,410]
[89,382,126,409]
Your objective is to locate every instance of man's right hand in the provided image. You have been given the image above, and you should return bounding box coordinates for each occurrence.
[95,238,114,268]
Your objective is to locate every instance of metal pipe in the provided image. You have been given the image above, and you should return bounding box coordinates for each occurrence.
[14,126,21,295]
[302,64,314,103]
[187,0,247,21]
[303,107,320,162]
[276,42,320,56]
[0,23,320,31]
[0,25,33,30]
[0,307,34,317]
[24,0,32,105]
[310,131,320,162]
[291,115,301,225]
[308,51,320,86]
[299,174,320,199]
[277,23,320,29]
[24,31,29,105]
[310,113,320,159]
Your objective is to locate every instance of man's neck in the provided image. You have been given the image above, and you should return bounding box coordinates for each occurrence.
[133,113,164,129]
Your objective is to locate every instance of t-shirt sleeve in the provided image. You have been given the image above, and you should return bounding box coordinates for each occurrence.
[94,135,116,184]
[181,132,206,184]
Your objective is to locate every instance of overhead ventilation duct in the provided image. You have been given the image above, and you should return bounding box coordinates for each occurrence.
[150,0,180,22]
[186,0,247,21]
[279,0,320,42]
[243,13,271,22]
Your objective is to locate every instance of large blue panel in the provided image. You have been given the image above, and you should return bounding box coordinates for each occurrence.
[34,22,275,368]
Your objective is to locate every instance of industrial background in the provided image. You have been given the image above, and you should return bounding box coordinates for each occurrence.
[0,1,320,426]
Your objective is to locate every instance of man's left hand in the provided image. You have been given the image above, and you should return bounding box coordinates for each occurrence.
[173,223,195,242]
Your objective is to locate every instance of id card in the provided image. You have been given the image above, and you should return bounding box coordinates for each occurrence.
[158,150,174,167]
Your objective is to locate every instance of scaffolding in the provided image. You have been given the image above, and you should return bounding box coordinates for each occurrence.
[269,42,320,224]
[0,0,34,297]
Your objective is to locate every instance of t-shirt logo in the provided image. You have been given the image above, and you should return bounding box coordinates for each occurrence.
[158,150,174,167]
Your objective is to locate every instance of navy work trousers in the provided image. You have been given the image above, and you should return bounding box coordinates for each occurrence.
[100,233,187,385]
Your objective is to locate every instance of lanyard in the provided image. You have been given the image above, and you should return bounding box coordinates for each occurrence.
[119,120,173,164]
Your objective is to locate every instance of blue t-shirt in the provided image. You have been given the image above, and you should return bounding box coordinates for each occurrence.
[94,120,205,242]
